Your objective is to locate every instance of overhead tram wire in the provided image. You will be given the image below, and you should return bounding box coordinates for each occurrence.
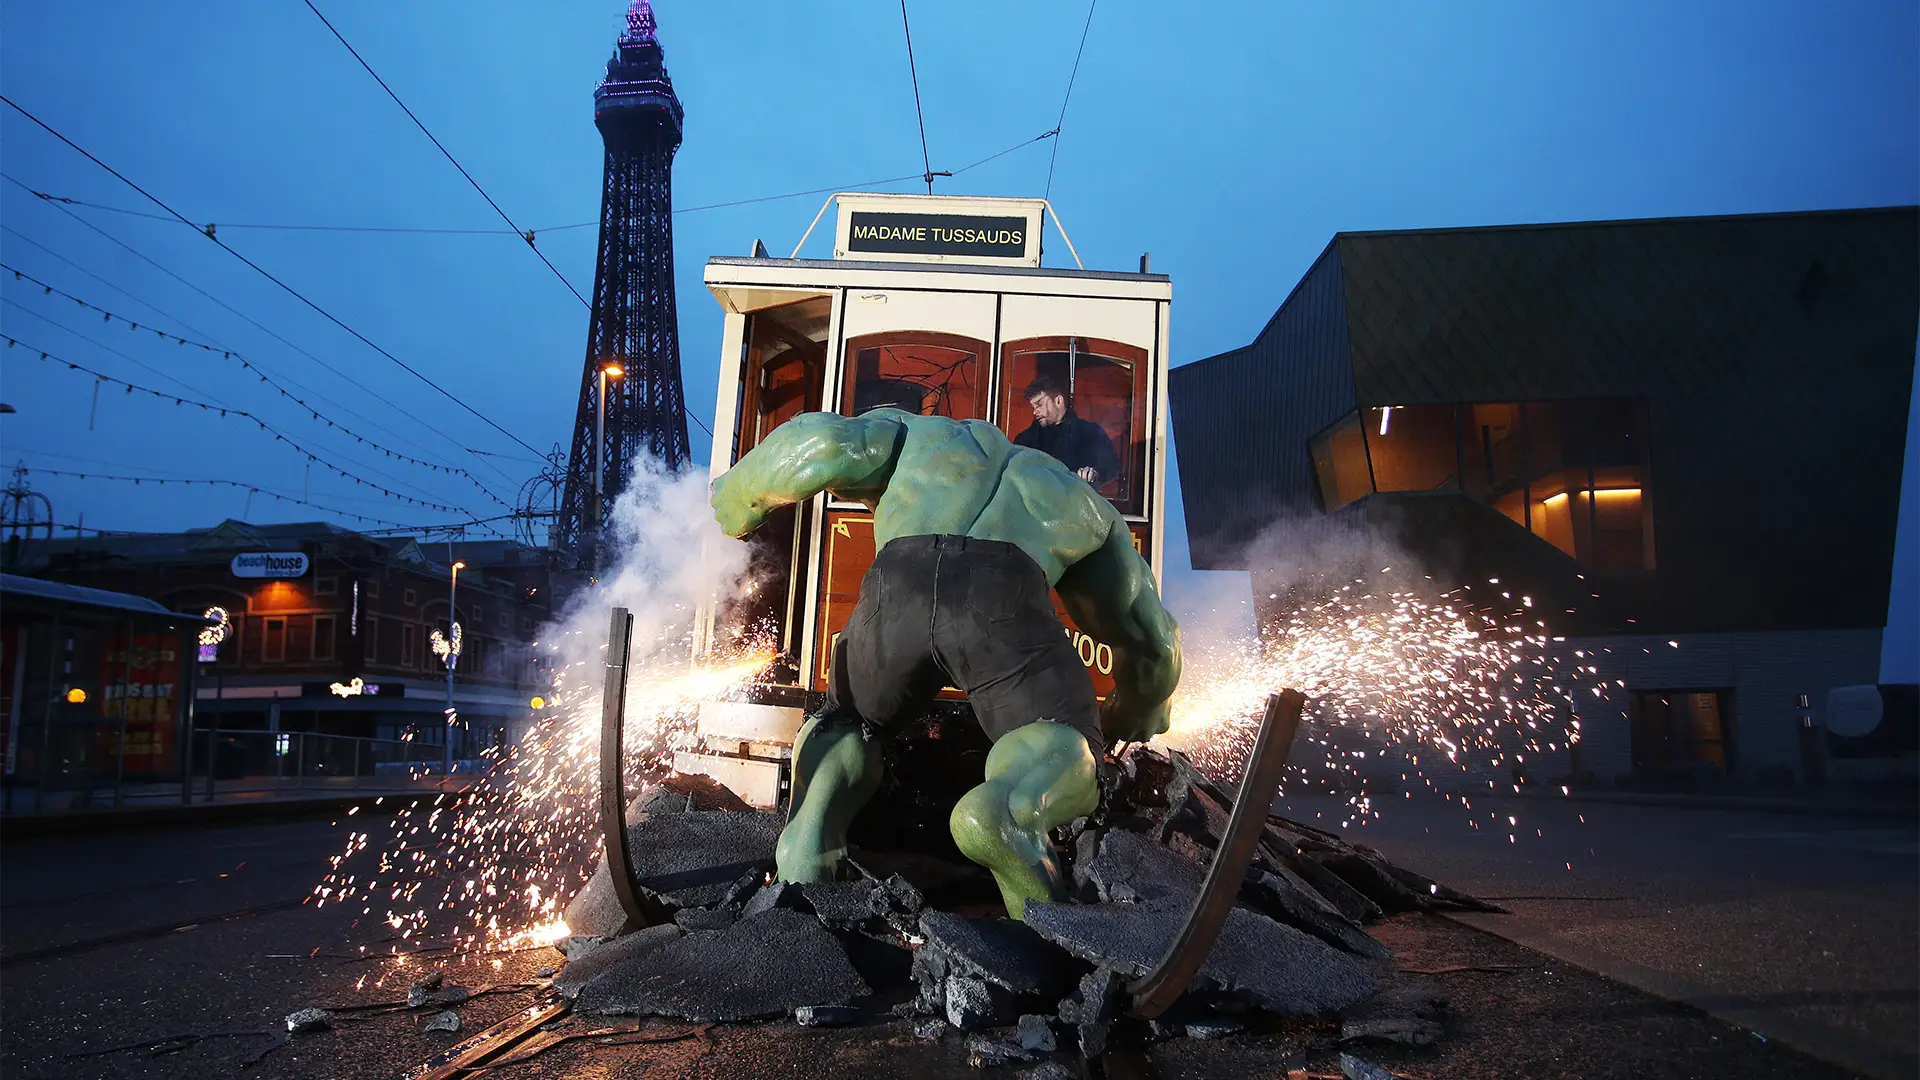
[0,211,500,480]
[3,335,490,518]
[1044,0,1099,203]
[6,444,479,513]
[20,467,447,532]
[0,95,546,462]
[1,263,514,507]
[6,128,1064,238]
[0,290,501,509]
[10,448,520,537]
[298,1,725,443]
[299,0,588,307]
[898,0,938,194]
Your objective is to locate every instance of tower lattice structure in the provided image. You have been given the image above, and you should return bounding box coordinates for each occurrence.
[557,0,691,564]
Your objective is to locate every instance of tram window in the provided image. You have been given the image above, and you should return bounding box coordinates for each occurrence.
[1000,336,1148,514]
[840,331,988,420]
[738,297,831,458]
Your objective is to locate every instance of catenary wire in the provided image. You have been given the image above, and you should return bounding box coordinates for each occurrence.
[0,177,518,478]
[19,466,439,532]
[1045,0,1099,202]
[898,0,935,192]
[0,294,485,508]
[4,334,488,517]
[0,95,546,460]
[299,0,588,306]
[1,263,514,507]
[3,444,470,513]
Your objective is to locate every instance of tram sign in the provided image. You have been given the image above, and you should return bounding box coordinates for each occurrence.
[834,194,1043,268]
[230,551,309,579]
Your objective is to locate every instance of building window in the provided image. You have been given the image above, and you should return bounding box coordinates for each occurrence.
[1310,413,1373,512]
[403,588,417,607]
[315,576,338,596]
[366,581,381,600]
[521,617,534,634]
[365,617,379,664]
[1318,398,1654,571]
[1631,690,1733,777]
[263,618,286,662]
[999,336,1150,514]
[402,624,417,667]
[841,330,988,420]
[313,616,335,661]
[499,611,510,630]
[472,604,484,623]
[1363,404,1461,494]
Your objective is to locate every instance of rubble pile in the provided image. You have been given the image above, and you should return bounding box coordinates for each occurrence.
[558,748,1503,1065]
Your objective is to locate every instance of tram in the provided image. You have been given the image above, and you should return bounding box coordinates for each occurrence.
[680,192,1172,807]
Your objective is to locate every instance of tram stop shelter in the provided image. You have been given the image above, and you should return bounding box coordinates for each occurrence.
[1,573,210,815]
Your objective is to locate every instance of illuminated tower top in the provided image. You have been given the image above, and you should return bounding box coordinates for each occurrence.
[595,0,683,147]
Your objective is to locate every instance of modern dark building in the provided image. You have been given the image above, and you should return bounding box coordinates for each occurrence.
[556,0,693,567]
[1171,206,1918,788]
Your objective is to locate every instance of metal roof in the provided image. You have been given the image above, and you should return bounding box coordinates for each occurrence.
[0,573,212,623]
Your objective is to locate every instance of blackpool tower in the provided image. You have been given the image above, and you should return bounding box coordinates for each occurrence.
[556,0,691,566]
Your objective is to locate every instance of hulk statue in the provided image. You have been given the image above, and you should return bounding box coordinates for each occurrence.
[710,409,1182,919]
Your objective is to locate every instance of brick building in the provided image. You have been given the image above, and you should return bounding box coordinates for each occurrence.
[8,520,568,759]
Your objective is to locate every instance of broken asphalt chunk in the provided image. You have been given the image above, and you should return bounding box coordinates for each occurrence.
[1016,1013,1057,1053]
[1064,966,1121,1058]
[625,810,784,908]
[1340,1052,1399,1080]
[421,1010,461,1034]
[794,1004,863,1027]
[916,910,1077,996]
[673,907,739,931]
[555,923,684,997]
[284,1008,331,1034]
[408,985,471,1009]
[1024,901,1379,1016]
[964,1032,1037,1068]
[796,879,883,930]
[575,907,869,1022]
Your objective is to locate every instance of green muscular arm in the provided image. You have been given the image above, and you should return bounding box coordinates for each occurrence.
[710,411,903,538]
[1054,507,1182,744]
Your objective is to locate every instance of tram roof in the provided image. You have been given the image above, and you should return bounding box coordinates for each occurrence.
[705,255,1170,294]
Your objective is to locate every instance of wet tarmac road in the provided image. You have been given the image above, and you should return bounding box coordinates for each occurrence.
[1274,791,1920,1078]
[1,802,1907,1080]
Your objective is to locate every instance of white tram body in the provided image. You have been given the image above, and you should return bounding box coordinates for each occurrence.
[681,193,1172,806]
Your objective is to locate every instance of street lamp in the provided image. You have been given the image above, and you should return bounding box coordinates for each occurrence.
[442,559,466,777]
[593,363,624,570]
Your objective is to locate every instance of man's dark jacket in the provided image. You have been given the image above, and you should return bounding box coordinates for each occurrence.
[1013,411,1121,486]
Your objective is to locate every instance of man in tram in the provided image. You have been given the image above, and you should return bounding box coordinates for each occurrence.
[709,408,1181,919]
[1013,374,1121,489]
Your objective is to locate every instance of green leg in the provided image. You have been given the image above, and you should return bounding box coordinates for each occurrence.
[950,721,1100,920]
[775,713,882,884]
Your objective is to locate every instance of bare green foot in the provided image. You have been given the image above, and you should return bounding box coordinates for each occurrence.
[950,721,1100,919]
[775,713,882,884]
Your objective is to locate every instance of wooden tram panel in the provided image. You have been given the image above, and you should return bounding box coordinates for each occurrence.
[685,194,1171,806]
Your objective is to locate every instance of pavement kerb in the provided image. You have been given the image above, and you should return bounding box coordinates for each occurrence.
[0,788,475,837]
[1471,789,1918,820]
[1440,909,1919,1080]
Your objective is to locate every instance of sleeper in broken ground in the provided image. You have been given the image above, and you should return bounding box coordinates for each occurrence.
[711,409,1183,918]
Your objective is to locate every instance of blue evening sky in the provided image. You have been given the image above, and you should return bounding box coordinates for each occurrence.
[1,2,1915,676]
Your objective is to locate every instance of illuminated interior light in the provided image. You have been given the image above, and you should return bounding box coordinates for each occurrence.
[1378,406,1393,436]
[65,688,87,704]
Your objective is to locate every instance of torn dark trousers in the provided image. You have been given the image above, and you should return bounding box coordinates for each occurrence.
[824,534,1102,749]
